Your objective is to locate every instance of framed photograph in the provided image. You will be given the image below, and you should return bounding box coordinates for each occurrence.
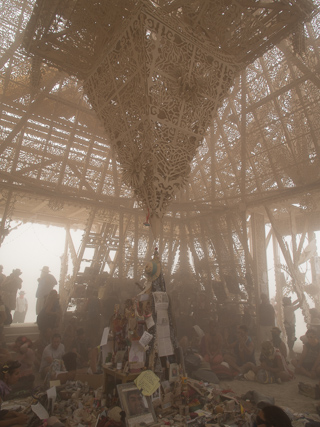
[151,386,161,408]
[117,383,157,427]
[169,363,179,381]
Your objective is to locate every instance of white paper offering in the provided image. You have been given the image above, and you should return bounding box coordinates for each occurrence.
[145,315,155,330]
[152,292,169,311]
[100,327,110,346]
[139,331,153,347]
[158,337,174,357]
[31,402,49,420]
[129,340,146,368]
[156,309,173,357]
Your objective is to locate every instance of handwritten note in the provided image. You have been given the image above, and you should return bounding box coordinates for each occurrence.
[134,370,160,396]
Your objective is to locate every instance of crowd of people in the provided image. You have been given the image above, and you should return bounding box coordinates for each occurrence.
[0,270,319,427]
[179,293,320,388]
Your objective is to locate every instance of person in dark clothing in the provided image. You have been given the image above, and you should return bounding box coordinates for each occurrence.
[283,296,300,353]
[0,360,29,426]
[271,327,287,360]
[37,290,61,338]
[36,266,57,315]
[259,293,275,342]
[71,328,91,368]
[292,328,320,378]
[256,405,293,427]
[241,340,293,383]
[1,269,22,313]
[224,324,255,373]
[84,291,102,347]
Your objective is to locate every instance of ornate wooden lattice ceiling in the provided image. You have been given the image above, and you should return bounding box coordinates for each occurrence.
[0,0,320,298]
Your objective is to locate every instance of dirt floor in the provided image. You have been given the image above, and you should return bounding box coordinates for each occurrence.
[218,373,320,416]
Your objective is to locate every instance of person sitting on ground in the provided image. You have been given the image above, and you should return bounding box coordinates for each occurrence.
[70,328,103,374]
[224,324,255,374]
[37,290,61,338]
[11,336,35,392]
[271,327,287,360]
[200,322,234,379]
[40,334,77,385]
[255,404,293,427]
[0,360,29,426]
[200,322,223,366]
[39,333,65,379]
[242,341,293,383]
[292,328,320,378]
[33,327,53,371]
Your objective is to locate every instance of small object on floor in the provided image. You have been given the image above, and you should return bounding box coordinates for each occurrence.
[235,374,245,381]
[298,382,320,399]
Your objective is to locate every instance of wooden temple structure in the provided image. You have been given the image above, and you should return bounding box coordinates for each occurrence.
[0,0,320,335]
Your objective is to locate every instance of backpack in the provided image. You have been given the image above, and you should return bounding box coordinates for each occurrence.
[4,306,12,325]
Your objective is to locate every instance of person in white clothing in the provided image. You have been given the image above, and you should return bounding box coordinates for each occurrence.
[13,290,28,323]
[39,333,65,378]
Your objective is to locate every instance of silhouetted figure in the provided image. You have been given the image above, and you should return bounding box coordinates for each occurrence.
[36,266,57,315]
[1,269,22,313]
[258,293,275,342]
[283,296,299,352]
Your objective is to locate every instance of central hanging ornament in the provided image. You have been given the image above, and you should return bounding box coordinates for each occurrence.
[24,0,315,237]
[83,5,236,236]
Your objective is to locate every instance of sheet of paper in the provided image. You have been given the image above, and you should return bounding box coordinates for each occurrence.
[153,292,169,311]
[156,309,171,339]
[129,340,146,368]
[139,331,153,347]
[47,386,57,400]
[134,370,160,396]
[49,380,60,388]
[145,315,155,330]
[193,325,205,338]
[158,337,174,357]
[100,327,110,346]
[31,402,49,420]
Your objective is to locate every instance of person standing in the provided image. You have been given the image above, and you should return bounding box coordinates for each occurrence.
[35,266,57,315]
[13,291,28,323]
[0,294,6,347]
[1,269,22,313]
[0,266,5,288]
[283,296,300,354]
[258,293,275,343]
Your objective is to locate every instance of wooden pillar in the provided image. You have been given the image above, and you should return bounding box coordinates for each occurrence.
[250,212,269,299]
[272,231,285,331]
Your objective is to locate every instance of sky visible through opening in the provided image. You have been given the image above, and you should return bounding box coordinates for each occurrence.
[0,222,83,323]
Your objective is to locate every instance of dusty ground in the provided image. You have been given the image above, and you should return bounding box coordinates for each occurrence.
[218,373,320,416]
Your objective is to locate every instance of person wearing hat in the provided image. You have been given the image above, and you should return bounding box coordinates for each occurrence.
[35,266,57,315]
[0,269,22,314]
[13,290,28,323]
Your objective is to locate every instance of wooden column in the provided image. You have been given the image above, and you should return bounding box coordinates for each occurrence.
[250,212,269,299]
